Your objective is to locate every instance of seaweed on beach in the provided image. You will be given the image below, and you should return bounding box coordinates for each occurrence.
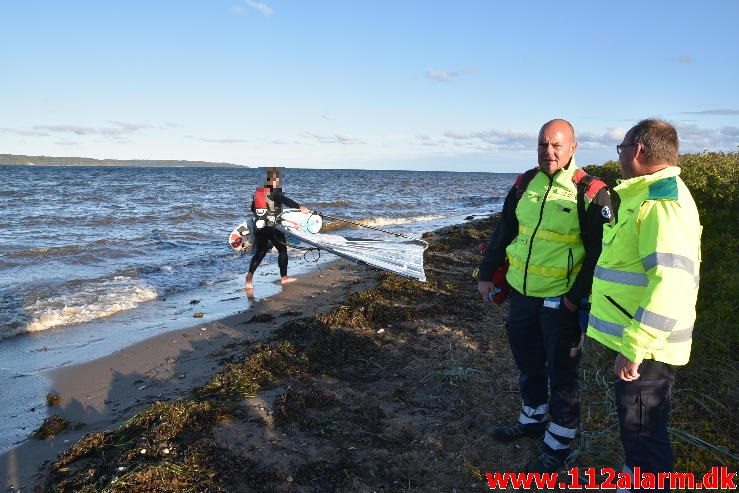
[32,415,70,440]
[40,154,739,491]
[199,341,308,399]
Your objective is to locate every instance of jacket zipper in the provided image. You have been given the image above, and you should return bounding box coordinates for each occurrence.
[522,173,553,295]
[604,295,634,320]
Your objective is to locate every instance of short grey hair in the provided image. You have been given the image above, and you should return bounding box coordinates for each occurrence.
[630,119,679,165]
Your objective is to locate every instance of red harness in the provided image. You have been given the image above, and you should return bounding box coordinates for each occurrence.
[253,187,270,209]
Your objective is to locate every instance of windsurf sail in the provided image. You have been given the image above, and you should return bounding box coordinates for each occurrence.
[277,210,428,282]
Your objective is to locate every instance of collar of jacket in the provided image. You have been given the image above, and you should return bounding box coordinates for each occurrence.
[535,157,579,183]
[614,166,680,195]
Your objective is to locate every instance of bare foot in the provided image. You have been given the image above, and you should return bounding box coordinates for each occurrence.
[280,276,297,284]
[245,286,255,300]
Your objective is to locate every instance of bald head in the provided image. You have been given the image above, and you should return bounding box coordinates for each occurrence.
[539,119,575,141]
[537,119,577,176]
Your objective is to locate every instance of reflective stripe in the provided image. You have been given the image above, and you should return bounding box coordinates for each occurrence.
[509,255,581,278]
[544,431,570,450]
[642,252,695,274]
[669,327,694,343]
[589,313,626,337]
[635,307,678,332]
[519,225,580,244]
[519,413,546,425]
[522,403,549,416]
[595,266,648,287]
[547,421,577,438]
[518,403,548,425]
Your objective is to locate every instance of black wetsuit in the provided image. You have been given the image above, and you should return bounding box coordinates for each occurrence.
[248,188,301,277]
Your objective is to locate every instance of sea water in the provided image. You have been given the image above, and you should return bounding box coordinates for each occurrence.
[0,165,513,452]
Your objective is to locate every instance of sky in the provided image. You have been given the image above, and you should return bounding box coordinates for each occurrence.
[1,1,738,172]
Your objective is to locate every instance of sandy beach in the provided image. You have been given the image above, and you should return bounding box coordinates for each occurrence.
[1,215,536,492]
[4,211,733,491]
[0,259,378,491]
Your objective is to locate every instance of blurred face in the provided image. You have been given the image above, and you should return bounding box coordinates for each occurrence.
[537,122,577,176]
[266,174,280,188]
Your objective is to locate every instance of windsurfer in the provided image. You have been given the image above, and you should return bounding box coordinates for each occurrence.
[245,168,309,292]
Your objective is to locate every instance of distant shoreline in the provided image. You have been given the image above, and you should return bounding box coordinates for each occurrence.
[0,154,247,168]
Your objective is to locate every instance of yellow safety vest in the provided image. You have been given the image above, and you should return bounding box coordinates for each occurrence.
[587,167,701,365]
[505,163,587,298]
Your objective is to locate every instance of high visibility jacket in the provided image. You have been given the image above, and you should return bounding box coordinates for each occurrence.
[587,167,701,365]
[505,163,592,297]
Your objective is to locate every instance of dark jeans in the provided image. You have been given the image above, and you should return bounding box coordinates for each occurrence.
[615,358,675,493]
[249,227,289,277]
[507,290,582,456]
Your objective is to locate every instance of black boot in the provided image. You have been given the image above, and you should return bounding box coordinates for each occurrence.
[490,422,545,442]
[525,449,567,473]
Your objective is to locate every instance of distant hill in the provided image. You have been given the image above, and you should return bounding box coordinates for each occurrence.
[0,154,246,168]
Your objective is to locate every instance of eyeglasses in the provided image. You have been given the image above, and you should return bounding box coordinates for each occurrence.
[616,143,636,155]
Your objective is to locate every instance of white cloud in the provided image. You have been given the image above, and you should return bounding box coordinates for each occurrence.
[245,0,273,16]
[674,122,739,152]
[187,135,249,144]
[32,121,150,138]
[301,132,365,145]
[671,54,693,63]
[425,69,456,82]
[681,109,739,115]
[417,126,629,153]
[425,66,476,82]
[108,121,152,132]
[0,127,49,137]
[577,128,626,149]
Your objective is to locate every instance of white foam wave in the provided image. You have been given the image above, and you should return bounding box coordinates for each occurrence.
[22,278,158,334]
[357,214,445,227]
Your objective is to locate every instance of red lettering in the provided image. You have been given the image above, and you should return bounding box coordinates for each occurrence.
[670,471,693,490]
[483,467,736,490]
[615,472,631,490]
[584,466,598,489]
[601,467,617,489]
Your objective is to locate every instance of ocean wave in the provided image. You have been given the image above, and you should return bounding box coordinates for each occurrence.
[2,240,111,260]
[320,214,445,233]
[310,200,353,208]
[20,277,158,335]
[166,209,218,222]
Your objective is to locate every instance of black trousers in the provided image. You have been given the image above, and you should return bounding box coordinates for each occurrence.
[248,227,289,277]
[615,358,675,492]
[507,290,582,456]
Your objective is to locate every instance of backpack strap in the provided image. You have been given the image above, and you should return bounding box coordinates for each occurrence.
[572,169,607,242]
[514,167,539,199]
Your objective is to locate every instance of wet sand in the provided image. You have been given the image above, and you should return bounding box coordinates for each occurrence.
[0,260,377,491]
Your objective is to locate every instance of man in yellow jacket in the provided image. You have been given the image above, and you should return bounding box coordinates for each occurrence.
[478,119,612,472]
[588,119,701,491]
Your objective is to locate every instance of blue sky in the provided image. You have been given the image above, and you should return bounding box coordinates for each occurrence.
[1,1,737,171]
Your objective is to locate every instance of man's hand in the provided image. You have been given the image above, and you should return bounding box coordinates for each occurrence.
[562,295,578,312]
[299,205,310,214]
[478,281,494,303]
[614,353,641,381]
